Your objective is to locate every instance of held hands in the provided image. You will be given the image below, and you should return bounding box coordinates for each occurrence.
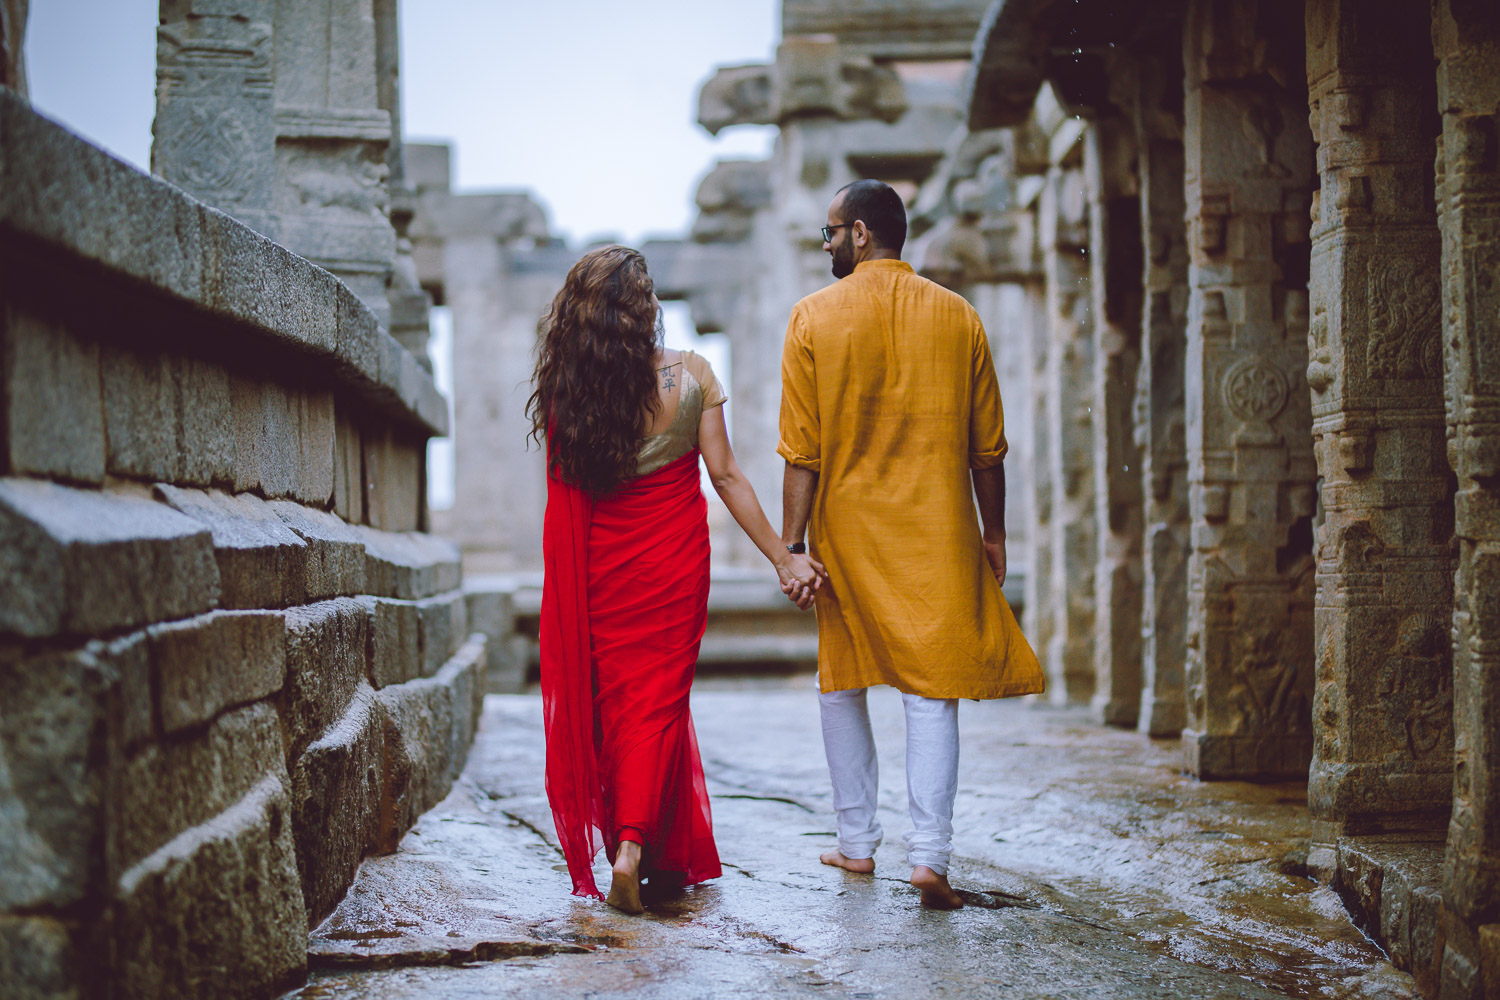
[776,552,827,611]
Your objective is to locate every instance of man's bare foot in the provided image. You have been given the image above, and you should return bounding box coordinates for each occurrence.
[606,841,644,914]
[911,865,963,909]
[820,850,875,873]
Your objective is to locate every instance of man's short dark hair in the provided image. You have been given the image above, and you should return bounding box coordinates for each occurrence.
[836,179,907,253]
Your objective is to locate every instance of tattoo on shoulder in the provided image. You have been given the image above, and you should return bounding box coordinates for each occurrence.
[662,372,676,390]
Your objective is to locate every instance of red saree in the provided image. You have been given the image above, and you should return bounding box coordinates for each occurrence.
[540,448,722,899]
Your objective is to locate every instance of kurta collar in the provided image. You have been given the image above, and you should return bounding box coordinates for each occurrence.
[853,259,914,274]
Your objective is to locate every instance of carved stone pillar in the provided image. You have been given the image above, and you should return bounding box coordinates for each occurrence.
[1181,0,1318,778]
[153,0,277,236]
[1,0,28,96]
[374,0,432,367]
[1041,157,1096,705]
[272,0,395,327]
[1085,116,1145,727]
[1132,31,1191,738]
[1433,2,1500,994]
[1303,0,1452,845]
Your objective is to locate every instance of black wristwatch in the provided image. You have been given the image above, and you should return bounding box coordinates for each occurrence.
[786,542,807,554]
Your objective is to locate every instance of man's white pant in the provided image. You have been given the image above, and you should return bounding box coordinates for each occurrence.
[818,688,959,876]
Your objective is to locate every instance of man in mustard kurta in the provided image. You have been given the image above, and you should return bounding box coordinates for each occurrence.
[778,180,1044,910]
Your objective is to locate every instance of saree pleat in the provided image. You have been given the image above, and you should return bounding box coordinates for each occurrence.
[540,449,722,898]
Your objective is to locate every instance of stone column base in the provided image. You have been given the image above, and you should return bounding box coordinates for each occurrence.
[1182,729,1311,780]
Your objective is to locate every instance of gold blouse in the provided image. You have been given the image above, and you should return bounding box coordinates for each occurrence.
[635,350,726,477]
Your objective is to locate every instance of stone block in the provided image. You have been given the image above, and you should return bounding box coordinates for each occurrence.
[372,637,485,852]
[199,205,342,362]
[268,500,366,599]
[2,306,105,483]
[332,407,363,524]
[297,390,336,507]
[154,486,310,609]
[0,643,111,910]
[111,701,287,874]
[175,355,236,485]
[101,348,235,487]
[289,683,383,923]
[0,479,219,639]
[280,598,369,766]
[0,915,84,1000]
[231,377,299,499]
[0,91,209,306]
[358,595,419,689]
[91,630,153,751]
[464,584,526,693]
[357,526,460,600]
[417,589,467,678]
[149,610,286,735]
[114,774,307,1000]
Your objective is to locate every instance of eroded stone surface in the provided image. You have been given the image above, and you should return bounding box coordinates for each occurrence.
[154,486,310,610]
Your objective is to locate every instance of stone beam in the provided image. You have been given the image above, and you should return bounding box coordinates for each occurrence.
[1181,0,1317,780]
[782,0,991,61]
[698,37,906,135]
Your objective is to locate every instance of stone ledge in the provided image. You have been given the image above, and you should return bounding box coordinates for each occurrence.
[154,486,310,609]
[0,478,219,639]
[1332,836,1446,998]
[290,683,384,924]
[149,609,286,736]
[114,773,307,1000]
[0,90,447,438]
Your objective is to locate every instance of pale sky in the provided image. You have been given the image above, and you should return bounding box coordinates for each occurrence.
[23,0,776,506]
[24,0,778,245]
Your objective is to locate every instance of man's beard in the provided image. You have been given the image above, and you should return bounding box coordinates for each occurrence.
[830,241,854,279]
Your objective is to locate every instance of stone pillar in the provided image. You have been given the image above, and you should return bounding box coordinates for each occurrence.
[272,0,395,327]
[1085,116,1145,727]
[1302,0,1452,844]
[1133,31,1191,738]
[1023,277,1054,671]
[420,193,552,572]
[1433,2,1500,993]
[1,0,28,96]
[1181,0,1318,779]
[153,0,277,236]
[1040,153,1096,705]
[374,0,432,367]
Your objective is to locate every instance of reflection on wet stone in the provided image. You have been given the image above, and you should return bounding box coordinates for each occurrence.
[290,681,1415,1000]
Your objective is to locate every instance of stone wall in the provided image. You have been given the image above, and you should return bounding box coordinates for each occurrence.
[0,93,483,999]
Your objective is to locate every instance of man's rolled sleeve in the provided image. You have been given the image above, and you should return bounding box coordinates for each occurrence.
[777,307,821,473]
[968,322,1008,470]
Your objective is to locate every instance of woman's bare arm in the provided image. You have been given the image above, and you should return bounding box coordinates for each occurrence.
[698,405,824,606]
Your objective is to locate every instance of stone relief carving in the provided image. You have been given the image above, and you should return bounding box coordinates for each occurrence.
[158,106,258,204]
[1365,255,1441,379]
[1376,613,1452,761]
[1223,357,1288,446]
[286,146,389,220]
[1229,629,1309,736]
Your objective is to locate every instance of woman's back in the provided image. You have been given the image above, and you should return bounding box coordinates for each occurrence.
[635,349,726,477]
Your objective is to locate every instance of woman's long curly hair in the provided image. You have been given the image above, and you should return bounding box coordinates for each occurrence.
[527,245,661,495]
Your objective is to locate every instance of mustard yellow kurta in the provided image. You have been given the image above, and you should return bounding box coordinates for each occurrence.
[778,259,1044,700]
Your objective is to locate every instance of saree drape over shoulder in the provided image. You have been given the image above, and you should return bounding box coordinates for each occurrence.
[540,352,725,899]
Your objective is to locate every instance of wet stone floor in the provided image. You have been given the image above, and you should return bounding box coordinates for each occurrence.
[286,676,1418,1000]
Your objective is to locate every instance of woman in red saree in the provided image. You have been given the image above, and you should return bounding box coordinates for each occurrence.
[528,246,824,913]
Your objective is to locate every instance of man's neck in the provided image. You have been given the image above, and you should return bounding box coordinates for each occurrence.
[857,248,902,266]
